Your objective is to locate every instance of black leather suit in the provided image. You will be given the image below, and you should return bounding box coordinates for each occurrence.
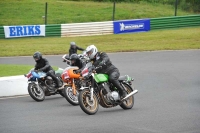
[71,58,86,73]
[91,52,125,97]
[34,58,60,88]
[69,46,84,57]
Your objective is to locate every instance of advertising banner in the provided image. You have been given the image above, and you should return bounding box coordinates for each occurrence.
[113,19,150,34]
[3,25,45,38]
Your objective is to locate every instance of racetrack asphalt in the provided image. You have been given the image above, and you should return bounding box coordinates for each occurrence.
[0,50,200,133]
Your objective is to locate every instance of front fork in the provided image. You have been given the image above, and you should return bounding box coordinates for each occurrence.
[35,79,40,89]
[89,74,95,101]
[79,74,95,102]
[90,87,94,101]
[80,85,94,101]
[28,79,39,89]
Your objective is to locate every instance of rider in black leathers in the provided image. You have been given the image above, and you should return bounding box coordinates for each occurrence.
[33,51,61,90]
[85,45,127,98]
[69,42,84,57]
[70,54,86,74]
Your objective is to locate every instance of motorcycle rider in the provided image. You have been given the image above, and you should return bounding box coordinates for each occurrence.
[33,51,62,90]
[69,53,86,74]
[69,42,84,57]
[85,45,127,99]
[63,42,85,64]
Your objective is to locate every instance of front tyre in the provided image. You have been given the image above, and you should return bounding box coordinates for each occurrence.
[78,89,99,115]
[63,85,79,106]
[120,83,134,109]
[28,83,45,102]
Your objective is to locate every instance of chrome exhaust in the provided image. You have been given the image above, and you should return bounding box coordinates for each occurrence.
[121,90,138,101]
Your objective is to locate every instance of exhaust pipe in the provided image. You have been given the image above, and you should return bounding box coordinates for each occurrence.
[121,89,138,101]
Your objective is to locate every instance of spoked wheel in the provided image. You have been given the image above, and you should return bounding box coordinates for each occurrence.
[28,83,45,102]
[63,85,79,106]
[120,83,134,109]
[78,89,99,115]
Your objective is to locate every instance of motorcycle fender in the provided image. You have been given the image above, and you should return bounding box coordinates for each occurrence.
[121,82,134,91]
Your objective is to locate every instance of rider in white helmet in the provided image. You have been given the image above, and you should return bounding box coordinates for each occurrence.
[85,45,127,98]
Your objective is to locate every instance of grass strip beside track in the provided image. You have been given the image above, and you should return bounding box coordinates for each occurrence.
[0,27,200,77]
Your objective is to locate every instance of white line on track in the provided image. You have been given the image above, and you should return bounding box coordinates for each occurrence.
[0,94,29,100]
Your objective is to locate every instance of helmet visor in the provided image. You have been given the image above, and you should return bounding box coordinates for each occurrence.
[70,59,76,64]
[86,48,94,57]
[33,57,39,61]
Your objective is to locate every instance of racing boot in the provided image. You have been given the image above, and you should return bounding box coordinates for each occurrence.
[112,81,127,99]
[52,77,62,92]
[55,79,62,88]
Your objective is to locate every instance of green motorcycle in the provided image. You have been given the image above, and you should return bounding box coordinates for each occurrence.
[78,63,138,115]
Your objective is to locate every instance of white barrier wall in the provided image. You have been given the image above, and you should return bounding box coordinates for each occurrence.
[0,75,28,97]
[61,21,113,37]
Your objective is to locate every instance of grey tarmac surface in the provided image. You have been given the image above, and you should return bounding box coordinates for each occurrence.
[0,50,200,133]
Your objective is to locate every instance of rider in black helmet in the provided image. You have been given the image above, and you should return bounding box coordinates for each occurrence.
[33,51,62,90]
[70,53,86,74]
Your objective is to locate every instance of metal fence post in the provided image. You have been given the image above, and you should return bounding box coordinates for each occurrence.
[112,0,116,21]
[175,0,178,16]
[45,2,48,25]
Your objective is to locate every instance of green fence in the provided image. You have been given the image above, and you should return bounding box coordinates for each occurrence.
[0,15,199,39]
[0,27,4,39]
[46,24,61,37]
[150,14,200,30]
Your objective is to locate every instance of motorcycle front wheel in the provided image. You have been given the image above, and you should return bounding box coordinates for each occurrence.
[28,83,45,102]
[78,89,99,115]
[63,85,79,106]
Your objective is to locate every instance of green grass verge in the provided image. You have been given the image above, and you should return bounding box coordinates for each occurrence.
[0,27,200,57]
[0,64,33,77]
[0,64,58,77]
[0,27,200,77]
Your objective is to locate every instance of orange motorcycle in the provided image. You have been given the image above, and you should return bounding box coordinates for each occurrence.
[61,66,83,105]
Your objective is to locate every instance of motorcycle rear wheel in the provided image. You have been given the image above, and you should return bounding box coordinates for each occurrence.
[63,85,79,106]
[120,83,134,109]
[28,83,45,102]
[78,89,99,115]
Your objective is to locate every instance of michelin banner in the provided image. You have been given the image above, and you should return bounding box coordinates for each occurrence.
[4,25,45,38]
[113,19,150,34]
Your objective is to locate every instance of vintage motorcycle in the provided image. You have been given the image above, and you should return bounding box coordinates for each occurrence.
[78,63,138,115]
[61,66,83,105]
[61,50,89,105]
[24,68,64,102]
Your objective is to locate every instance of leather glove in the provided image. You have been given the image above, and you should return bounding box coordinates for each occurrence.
[35,69,42,73]
[75,69,81,74]
[34,69,39,73]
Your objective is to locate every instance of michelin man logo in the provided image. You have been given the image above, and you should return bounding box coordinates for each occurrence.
[120,23,144,31]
